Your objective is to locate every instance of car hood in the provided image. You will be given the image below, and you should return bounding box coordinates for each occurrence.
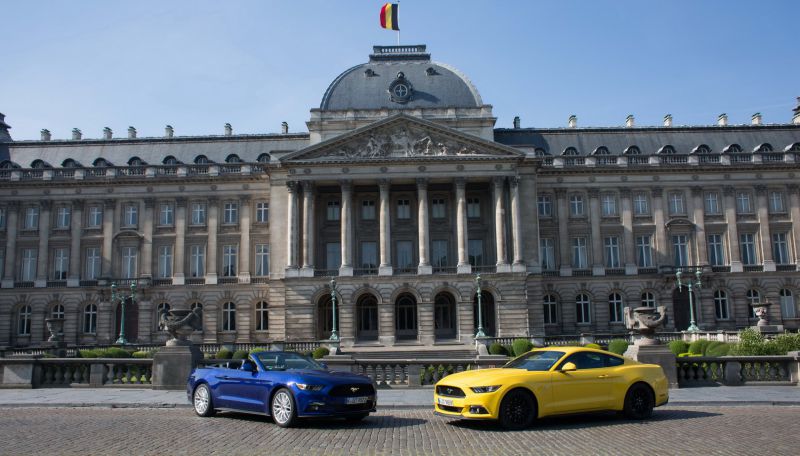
[286,369,372,384]
[437,368,546,388]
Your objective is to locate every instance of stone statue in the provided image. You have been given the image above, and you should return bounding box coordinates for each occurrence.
[158,307,203,346]
[624,306,667,345]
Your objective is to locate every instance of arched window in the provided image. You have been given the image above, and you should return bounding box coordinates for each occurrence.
[51,303,65,319]
[576,294,591,324]
[593,146,610,155]
[61,159,82,168]
[255,301,269,331]
[225,154,242,163]
[17,305,32,335]
[395,294,418,340]
[433,292,456,340]
[724,144,743,153]
[608,293,624,323]
[746,289,761,318]
[93,158,112,168]
[31,159,51,169]
[779,289,796,319]
[533,147,548,157]
[641,292,656,308]
[0,160,19,169]
[222,302,236,331]
[754,143,773,153]
[257,153,271,163]
[128,157,145,166]
[714,291,729,320]
[563,147,579,156]
[83,304,97,334]
[357,295,379,341]
[693,144,712,154]
[194,155,210,164]
[543,294,558,324]
[190,302,203,312]
[786,143,800,153]
[626,146,643,155]
[163,156,179,165]
[657,145,675,155]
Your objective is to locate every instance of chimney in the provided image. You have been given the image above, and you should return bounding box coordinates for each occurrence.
[103,127,113,140]
[224,123,233,136]
[663,114,673,127]
[568,115,577,128]
[72,128,82,140]
[41,129,51,141]
[625,115,635,128]
[717,113,728,126]
[793,97,800,125]
[165,125,174,138]
[127,126,137,139]
[281,121,289,134]
[751,113,762,126]
[513,116,520,129]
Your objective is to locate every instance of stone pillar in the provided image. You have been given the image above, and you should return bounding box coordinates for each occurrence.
[101,199,115,278]
[206,197,219,284]
[723,186,743,272]
[238,195,251,282]
[620,188,637,274]
[285,182,299,275]
[755,185,775,271]
[455,178,470,274]
[35,201,51,287]
[588,189,604,275]
[493,177,510,273]
[339,180,353,276]
[67,201,83,287]
[417,178,432,275]
[2,202,19,287]
[691,187,708,266]
[301,183,315,276]
[556,189,571,276]
[510,177,525,272]
[141,198,155,279]
[652,188,667,268]
[378,179,393,276]
[173,198,187,285]
[788,185,800,270]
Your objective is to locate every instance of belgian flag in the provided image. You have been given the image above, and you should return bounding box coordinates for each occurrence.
[380,3,399,31]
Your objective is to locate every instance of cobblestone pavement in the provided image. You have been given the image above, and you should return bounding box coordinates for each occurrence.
[0,406,797,456]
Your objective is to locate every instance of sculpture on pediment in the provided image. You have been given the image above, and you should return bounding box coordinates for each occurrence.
[390,127,413,156]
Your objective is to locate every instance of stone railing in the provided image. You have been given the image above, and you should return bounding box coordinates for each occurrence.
[2,341,324,358]
[0,358,153,388]
[324,357,506,387]
[676,354,799,387]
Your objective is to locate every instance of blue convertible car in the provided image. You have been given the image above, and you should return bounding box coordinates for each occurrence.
[187,351,376,427]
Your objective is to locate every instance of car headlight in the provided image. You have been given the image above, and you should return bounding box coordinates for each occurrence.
[295,383,325,392]
[470,385,501,393]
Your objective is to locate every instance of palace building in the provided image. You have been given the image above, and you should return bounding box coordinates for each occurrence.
[1,45,800,349]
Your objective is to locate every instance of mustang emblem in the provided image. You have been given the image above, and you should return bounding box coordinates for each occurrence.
[350,387,360,393]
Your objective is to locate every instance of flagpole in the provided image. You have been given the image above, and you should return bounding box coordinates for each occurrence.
[397,2,400,45]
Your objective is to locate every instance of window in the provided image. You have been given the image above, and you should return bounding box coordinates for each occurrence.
[24,207,39,230]
[746,290,761,319]
[17,305,31,336]
[431,240,448,267]
[157,245,173,278]
[223,202,238,224]
[85,247,101,280]
[189,245,205,277]
[740,233,758,265]
[704,192,720,215]
[539,238,555,270]
[396,241,414,269]
[222,245,238,277]
[668,193,685,215]
[52,248,68,280]
[326,242,341,270]
[121,246,138,278]
[190,302,203,313]
[769,191,786,213]
[641,292,656,308]
[191,202,207,225]
[636,235,653,268]
[707,234,725,266]
[222,302,236,331]
[361,241,378,269]
[256,202,269,223]
[468,239,484,266]
[0,249,4,278]
[466,198,480,218]
[255,244,270,276]
[159,203,174,226]
[88,206,103,228]
[576,294,591,324]
[83,304,97,334]
[780,289,796,319]
[362,200,376,220]
[672,235,689,267]
[604,237,620,268]
[601,194,617,216]
[51,303,65,320]
[255,301,269,331]
[0,207,5,229]
[609,293,624,323]
[569,195,584,216]
[571,237,588,269]
[633,193,649,215]
[327,201,341,221]
[156,303,170,329]
[21,248,37,281]
[543,294,558,324]
[714,291,729,320]
[123,204,138,227]
[431,198,446,219]
[773,233,791,265]
[396,199,411,220]
[736,192,752,214]
[537,195,552,217]
[56,206,71,229]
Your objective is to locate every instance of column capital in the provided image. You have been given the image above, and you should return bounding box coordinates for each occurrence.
[416,177,428,189]
[40,200,52,211]
[144,198,156,209]
[787,183,800,195]
[378,179,390,191]
[176,197,188,208]
[509,176,520,188]
[103,199,116,209]
[6,200,20,210]
[240,194,252,203]
[454,177,466,189]
[286,181,298,193]
[723,185,736,196]
[587,188,600,199]
[554,188,567,198]
[651,187,663,197]
[618,187,632,198]
[690,186,704,197]
[492,176,505,187]
[71,200,85,211]
[339,180,352,192]
[300,181,315,193]
[754,185,768,196]
[207,196,219,206]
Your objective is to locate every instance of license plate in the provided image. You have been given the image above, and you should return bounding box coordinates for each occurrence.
[346,396,369,405]
[437,397,454,406]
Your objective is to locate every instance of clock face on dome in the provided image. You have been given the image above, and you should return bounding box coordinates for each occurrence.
[388,72,413,104]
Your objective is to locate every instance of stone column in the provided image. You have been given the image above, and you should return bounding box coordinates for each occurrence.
[67,201,83,287]
[556,189,571,276]
[652,188,667,268]
[102,199,115,278]
[301,183,315,277]
[455,178,470,274]
[378,179,393,276]
[339,180,353,276]
[417,178,432,275]
[238,195,251,283]
[691,187,708,267]
[173,198,187,285]
[620,188,637,274]
[723,186,743,272]
[35,201,52,287]
[493,177,510,273]
[755,185,775,271]
[588,189,604,276]
[510,177,525,272]
[788,185,800,271]
[285,182,299,276]
[206,197,219,284]
[141,198,155,279]
[2,202,19,288]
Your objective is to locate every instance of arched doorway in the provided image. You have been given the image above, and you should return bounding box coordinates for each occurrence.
[114,298,139,342]
[473,291,496,337]
[395,293,418,340]
[356,294,379,341]
[434,292,457,340]
[316,295,340,340]
[672,288,694,331]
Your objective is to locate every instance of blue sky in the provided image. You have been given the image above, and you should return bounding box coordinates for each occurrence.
[1,1,798,140]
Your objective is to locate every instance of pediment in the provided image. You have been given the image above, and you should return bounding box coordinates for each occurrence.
[282,114,522,163]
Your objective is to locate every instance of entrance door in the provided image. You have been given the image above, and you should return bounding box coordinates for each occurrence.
[672,288,692,331]
[434,293,457,340]
[356,295,379,341]
[114,298,139,342]
[395,294,418,340]
[473,291,496,337]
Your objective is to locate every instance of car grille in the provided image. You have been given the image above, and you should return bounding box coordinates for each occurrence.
[329,384,376,397]
[437,404,462,413]
[436,385,465,398]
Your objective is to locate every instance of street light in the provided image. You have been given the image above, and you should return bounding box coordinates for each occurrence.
[474,274,486,338]
[111,281,137,345]
[675,269,701,332]
[329,278,339,341]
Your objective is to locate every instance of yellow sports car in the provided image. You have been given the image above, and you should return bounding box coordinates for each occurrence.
[434,346,669,429]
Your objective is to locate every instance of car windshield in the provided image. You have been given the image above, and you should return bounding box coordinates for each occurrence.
[254,352,324,371]
[502,350,565,371]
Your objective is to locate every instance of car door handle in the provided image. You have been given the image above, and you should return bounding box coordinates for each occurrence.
[596,374,609,379]
[215,375,231,380]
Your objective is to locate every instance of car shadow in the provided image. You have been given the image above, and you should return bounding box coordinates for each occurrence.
[214,411,427,429]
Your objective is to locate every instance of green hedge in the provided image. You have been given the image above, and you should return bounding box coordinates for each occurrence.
[312,347,330,359]
[705,341,731,357]
[215,348,233,359]
[512,339,533,357]
[489,343,508,356]
[249,347,268,355]
[607,339,629,355]
[688,339,711,355]
[232,350,249,360]
[730,329,800,356]
[80,347,132,358]
[668,340,689,356]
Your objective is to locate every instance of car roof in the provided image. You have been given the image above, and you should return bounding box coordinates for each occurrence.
[533,346,622,357]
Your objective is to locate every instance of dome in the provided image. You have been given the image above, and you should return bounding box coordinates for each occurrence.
[320,45,483,111]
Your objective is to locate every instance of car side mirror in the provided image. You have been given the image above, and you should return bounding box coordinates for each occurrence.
[560,362,577,372]
[241,360,257,372]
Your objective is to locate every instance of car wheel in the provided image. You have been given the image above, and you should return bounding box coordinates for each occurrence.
[498,389,536,430]
[271,388,298,428]
[193,384,215,417]
[344,413,369,423]
[623,383,654,420]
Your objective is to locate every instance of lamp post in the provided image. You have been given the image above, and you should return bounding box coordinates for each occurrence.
[675,269,701,332]
[329,278,339,341]
[474,274,486,338]
[111,281,137,345]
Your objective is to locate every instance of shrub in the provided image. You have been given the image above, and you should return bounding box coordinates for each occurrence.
[132,351,151,359]
[771,332,800,355]
[705,341,731,357]
[232,350,249,360]
[503,345,515,357]
[249,347,268,355]
[512,339,533,357]
[730,328,769,356]
[100,347,132,358]
[79,349,100,358]
[688,339,711,356]
[215,348,233,359]
[583,343,601,350]
[488,343,508,356]
[608,339,629,355]
[312,347,330,359]
[668,340,689,356]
